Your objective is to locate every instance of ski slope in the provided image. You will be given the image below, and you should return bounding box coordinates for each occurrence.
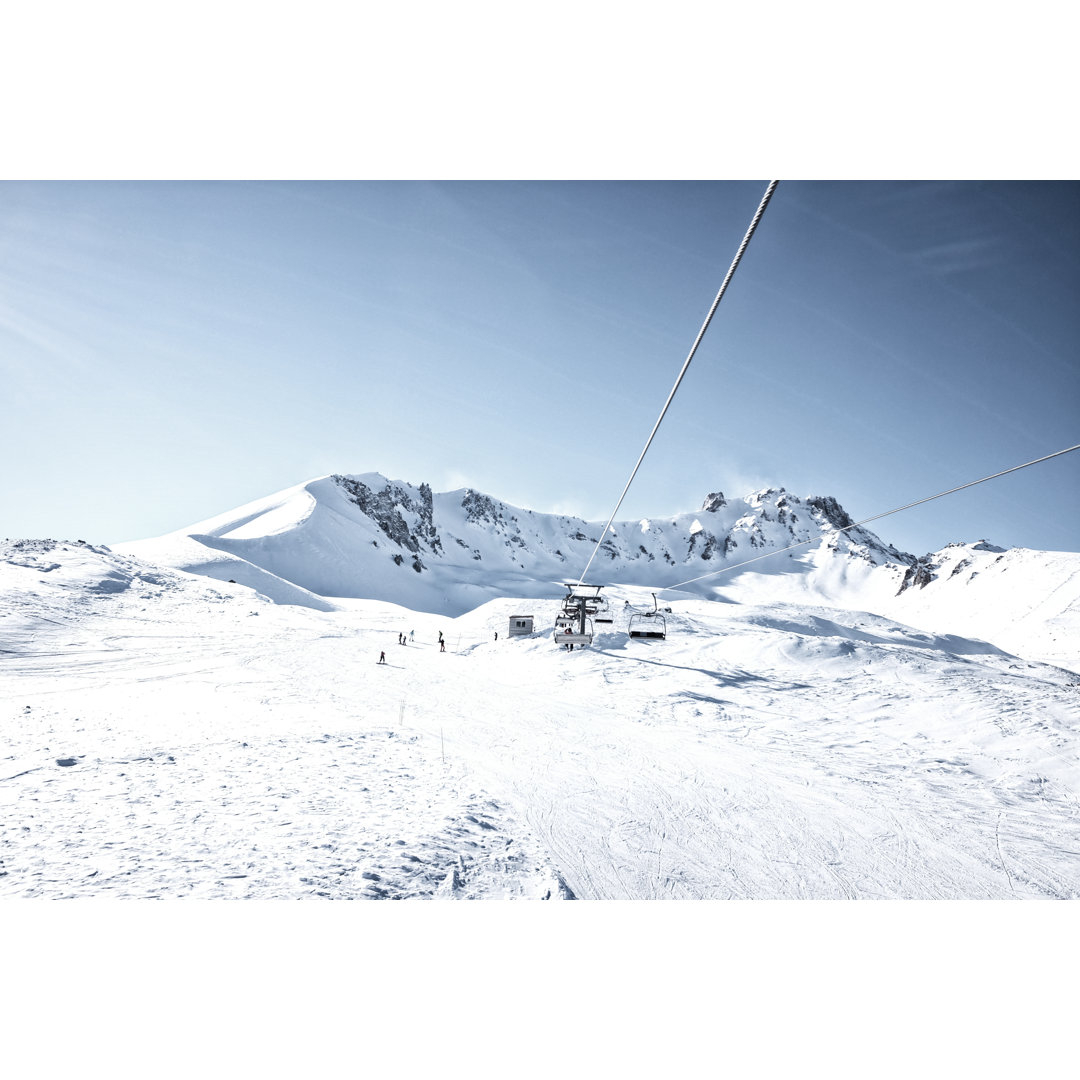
[4,540,1078,900]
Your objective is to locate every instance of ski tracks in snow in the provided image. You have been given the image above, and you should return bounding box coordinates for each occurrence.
[426,619,1080,899]
[4,567,1079,899]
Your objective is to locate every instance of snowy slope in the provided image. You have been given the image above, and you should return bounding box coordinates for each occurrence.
[869,542,1080,673]
[3,538,1079,900]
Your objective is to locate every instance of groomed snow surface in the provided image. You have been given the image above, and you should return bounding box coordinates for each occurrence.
[4,539,1078,901]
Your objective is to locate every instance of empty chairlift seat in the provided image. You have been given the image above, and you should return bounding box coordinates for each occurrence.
[627,612,666,639]
[627,594,667,640]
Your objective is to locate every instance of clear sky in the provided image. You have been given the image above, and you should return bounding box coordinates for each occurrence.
[2,179,1077,556]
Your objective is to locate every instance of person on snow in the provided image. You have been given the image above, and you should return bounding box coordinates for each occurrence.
[378,651,386,664]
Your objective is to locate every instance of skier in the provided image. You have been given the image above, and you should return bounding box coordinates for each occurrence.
[378,651,386,664]
[440,639,446,652]
[409,630,415,643]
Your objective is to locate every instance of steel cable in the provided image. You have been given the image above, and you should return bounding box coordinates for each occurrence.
[576,180,780,585]
[660,442,1080,594]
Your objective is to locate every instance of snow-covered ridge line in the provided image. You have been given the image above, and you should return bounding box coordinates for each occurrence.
[106,470,1080,672]
[115,472,914,609]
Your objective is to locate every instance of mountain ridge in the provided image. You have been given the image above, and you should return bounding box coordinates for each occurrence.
[104,470,1080,673]
[117,472,915,607]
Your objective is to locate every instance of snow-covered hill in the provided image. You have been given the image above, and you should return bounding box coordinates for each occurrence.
[843,540,1080,674]
[3,536,1078,900]
[116,472,1080,671]
[5,474,1079,899]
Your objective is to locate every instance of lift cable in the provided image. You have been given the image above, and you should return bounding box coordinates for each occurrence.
[575,180,780,587]
[658,442,1080,595]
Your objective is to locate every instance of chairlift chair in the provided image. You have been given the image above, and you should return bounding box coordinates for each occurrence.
[627,593,667,640]
[554,613,594,647]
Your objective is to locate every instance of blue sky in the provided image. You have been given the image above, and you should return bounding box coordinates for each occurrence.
[2,180,1077,556]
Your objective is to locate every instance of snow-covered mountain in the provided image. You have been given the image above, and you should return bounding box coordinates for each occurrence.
[116,473,910,612]
[116,471,1080,671]
[5,471,1080,901]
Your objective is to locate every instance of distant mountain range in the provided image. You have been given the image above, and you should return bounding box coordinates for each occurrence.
[114,473,1080,671]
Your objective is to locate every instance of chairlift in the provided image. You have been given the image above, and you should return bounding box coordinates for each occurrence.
[563,595,590,616]
[554,613,594,647]
[567,598,602,617]
[556,583,603,647]
[561,584,606,618]
[593,596,613,623]
[562,583,604,609]
[628,593,667,640]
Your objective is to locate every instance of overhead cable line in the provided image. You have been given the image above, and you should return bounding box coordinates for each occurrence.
[660,442,1080,594]
[576,180,780,586]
